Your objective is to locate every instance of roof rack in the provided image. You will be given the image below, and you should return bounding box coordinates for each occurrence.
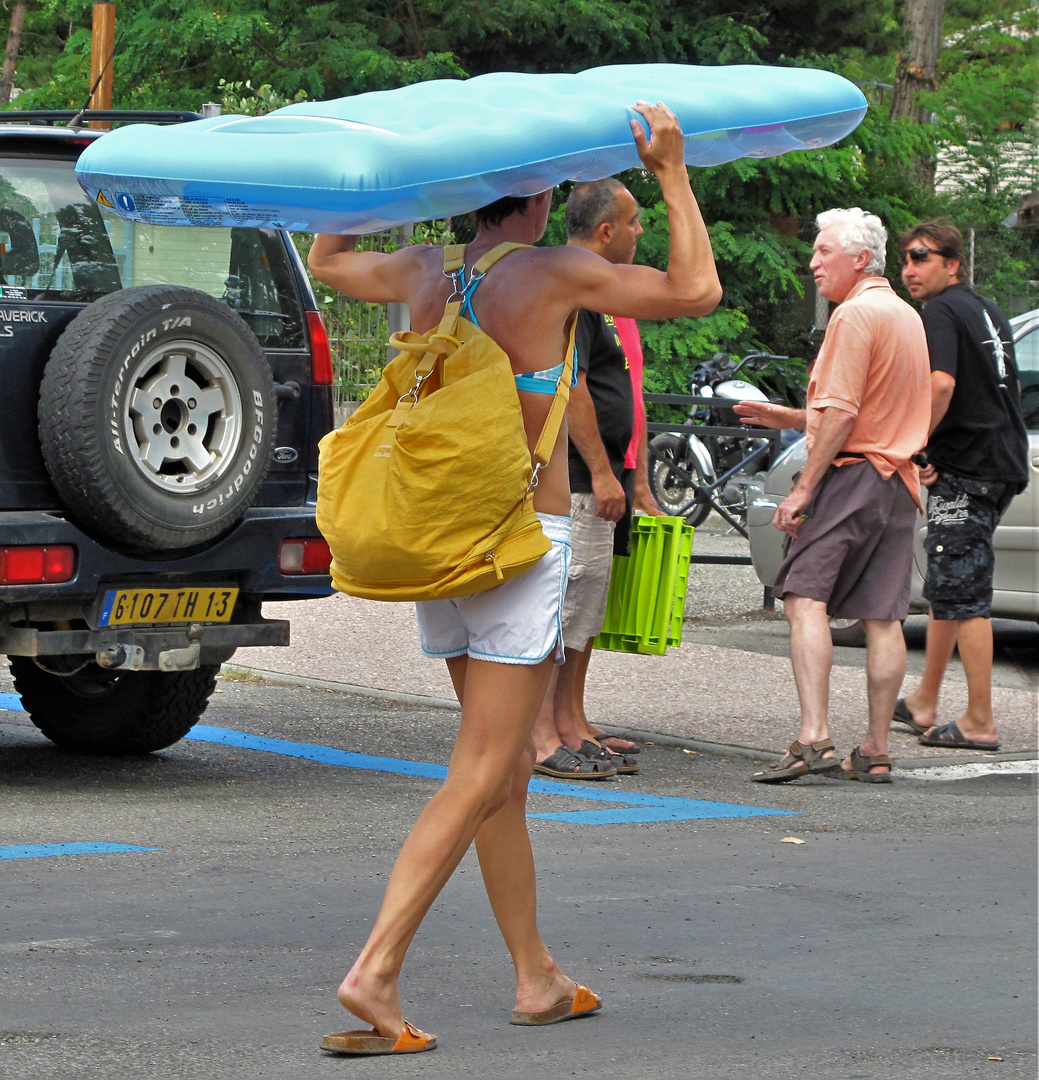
[0,109,202,126]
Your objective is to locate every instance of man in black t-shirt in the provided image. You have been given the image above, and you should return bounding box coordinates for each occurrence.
[894,222,1028,752]
[532,177,658,780]
[568,306,635,534]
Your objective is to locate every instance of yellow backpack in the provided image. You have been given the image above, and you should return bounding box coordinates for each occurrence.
[316,242,574,601]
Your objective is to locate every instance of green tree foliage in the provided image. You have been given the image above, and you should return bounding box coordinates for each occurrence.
[3,0,1035,390]
[6,0,466,110]
[4,0,900,109]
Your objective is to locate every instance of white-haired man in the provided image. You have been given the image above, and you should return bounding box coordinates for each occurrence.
[735,208,930,783]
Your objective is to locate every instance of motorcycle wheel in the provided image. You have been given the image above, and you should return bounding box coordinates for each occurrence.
[649,433,712,528]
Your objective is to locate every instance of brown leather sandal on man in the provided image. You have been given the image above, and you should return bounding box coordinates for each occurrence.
[751,738,843,784]
[839,745,894,783]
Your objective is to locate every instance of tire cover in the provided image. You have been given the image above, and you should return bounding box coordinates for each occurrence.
[38,285,277,553]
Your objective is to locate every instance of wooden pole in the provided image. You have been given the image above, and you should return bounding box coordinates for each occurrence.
[88,2,115,130]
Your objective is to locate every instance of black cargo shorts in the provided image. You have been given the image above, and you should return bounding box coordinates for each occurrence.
[923,471,1014,621]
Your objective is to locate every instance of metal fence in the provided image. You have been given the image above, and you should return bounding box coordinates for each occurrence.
[317,230,411,413]
[326,294,390,412]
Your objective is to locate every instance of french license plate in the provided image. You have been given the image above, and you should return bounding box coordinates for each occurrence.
[99,586,238,627]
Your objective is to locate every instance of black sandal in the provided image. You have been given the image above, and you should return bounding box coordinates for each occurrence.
[575,739,639,776]
[589,731,640,754]
[534,745,617,780]
[891,698,928,736]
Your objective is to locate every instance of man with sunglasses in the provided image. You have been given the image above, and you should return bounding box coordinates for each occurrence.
[894,222,1029,752]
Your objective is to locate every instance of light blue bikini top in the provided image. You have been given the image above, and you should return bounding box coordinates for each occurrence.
[459,269,578,395]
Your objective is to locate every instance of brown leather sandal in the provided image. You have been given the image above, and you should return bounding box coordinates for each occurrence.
[751,738,842,783]
[840,745,893,783]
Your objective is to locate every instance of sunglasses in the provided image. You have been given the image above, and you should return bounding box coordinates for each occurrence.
[902,246,946,264]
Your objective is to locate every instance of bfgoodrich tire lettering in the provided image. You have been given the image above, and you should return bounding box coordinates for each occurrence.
[38,285,277,554]
[9,656,220,755]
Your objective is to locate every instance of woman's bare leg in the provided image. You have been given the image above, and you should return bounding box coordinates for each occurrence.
[336,654,558,1035]
[475,709,578,1014]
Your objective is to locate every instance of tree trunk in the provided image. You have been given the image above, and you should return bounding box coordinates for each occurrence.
[891,0,945,122]
[890,0,946,189]
[0,3,27,105]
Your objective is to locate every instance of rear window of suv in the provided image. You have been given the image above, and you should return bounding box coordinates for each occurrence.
[0,154,303,348]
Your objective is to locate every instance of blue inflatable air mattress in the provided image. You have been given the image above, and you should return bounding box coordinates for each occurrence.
[75,64,867,234]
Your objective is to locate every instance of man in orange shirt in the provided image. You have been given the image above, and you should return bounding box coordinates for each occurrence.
[735,207,930,783]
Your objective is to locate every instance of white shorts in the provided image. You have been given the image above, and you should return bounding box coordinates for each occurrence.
[561,492,616,649]
[415,513,572,665]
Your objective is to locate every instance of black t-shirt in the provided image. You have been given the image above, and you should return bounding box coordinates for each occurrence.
[568,309,635,493]
[923,283,1029,491]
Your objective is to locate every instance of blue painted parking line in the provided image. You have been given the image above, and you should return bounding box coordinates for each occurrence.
[1,700,161,859]
[188,724,450,779]
[188,725,796,824]
[0,703,794,824]
[0,843,160,860]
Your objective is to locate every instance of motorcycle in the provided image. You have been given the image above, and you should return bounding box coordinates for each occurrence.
[648,351,799,530]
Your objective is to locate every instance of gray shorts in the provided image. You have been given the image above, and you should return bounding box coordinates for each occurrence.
[561,492,616,649]
[774,461,918,622]
[923,471,1014,621]
[415,513,572,665]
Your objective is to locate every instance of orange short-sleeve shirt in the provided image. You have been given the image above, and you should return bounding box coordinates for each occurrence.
[806,276,931,506]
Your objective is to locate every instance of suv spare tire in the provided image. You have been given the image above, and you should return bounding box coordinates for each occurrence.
[38,285,278,554]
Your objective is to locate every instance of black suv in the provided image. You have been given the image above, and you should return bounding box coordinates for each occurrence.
[0,110,335,754]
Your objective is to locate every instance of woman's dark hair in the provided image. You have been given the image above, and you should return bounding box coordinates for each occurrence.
[473,196,531,229]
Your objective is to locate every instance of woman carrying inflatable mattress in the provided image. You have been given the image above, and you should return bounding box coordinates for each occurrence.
[308,101,721,1056]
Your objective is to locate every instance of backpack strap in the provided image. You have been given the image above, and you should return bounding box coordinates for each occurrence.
[471,241,530,275]
[389,243,531,377]
[442,244,467,275]
[387,245,471,385]
[384,249,468,426]
[386,242,575,470]
[529,317,576,482]
[456,242,574,475]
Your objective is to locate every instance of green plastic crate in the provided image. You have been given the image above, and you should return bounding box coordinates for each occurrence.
[593,515,694,655]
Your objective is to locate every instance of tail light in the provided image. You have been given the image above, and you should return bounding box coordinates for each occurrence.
[306,310,334,385]
[1,545,76,585]
[279,537,332,575]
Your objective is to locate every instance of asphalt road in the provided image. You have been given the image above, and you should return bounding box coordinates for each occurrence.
[2,674,1036,1080]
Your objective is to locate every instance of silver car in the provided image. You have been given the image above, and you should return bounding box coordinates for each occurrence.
[748,308,1039,639]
